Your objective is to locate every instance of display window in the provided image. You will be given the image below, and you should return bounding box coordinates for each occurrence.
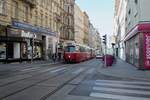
[33,45,42,59]
[0,42,6,59]
[21,43,28,59]
[129,39,133,64]
[133,35,139,66]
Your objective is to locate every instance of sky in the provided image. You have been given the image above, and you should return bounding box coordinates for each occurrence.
[75,0,114,37]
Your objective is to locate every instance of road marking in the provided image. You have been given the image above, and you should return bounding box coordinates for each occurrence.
[21,67,40,71]
[50,67,66,73]
[72,68,85,74]
[90,92,150,100]
[40,67,60,73]
[86,68,95,74]
[93,86,150,95]
[95,82,150,89]
[96,79,150,85]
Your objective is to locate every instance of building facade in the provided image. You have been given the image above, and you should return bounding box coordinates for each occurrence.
[74,3,84,45]
[114,0,150,69]
[124,0,150,69]
[113,0,127,60]
[83,12,89,45]
[88,22,95,48]
[88,22,102,54]
[0,0,75,62]
[60,0,75,44]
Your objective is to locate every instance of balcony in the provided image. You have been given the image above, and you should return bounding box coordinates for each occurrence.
[22,0,36,8]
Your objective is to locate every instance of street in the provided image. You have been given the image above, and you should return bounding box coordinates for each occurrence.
[0,59,150,100]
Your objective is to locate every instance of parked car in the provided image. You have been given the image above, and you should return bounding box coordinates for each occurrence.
[96,54,103,59]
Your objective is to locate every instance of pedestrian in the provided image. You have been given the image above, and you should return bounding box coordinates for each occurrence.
[52,53,56,63]
[58,52,61,61]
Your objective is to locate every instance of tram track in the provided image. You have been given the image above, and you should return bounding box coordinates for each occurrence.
[0,64,71,87]
[40,60,100,100]
[0,63,63,79]
[0,59,96,100]
[0,60,94,100]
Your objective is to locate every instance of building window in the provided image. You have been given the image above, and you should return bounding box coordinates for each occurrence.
[0,0,6,15]
[12,0,18,19]
[135,0,138,4]
[40,13,43,27]
[24,4,29,22]
[35,11,38,26]
[45,15,48,27]
[128,9,131,15]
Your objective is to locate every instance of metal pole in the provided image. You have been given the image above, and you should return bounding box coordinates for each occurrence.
[104,44,107,67]
[31,35,34,64]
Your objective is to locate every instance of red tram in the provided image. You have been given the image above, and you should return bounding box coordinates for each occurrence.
[64,42,95,63]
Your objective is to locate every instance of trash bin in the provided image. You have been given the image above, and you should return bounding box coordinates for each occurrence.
[104,55,113,66]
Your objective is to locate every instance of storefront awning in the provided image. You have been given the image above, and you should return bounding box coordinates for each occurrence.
[124,22,150,41]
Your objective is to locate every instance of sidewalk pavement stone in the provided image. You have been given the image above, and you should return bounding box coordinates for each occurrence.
[98,59,150,81]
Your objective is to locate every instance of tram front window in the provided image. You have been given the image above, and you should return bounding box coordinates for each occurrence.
[65,46,75,52]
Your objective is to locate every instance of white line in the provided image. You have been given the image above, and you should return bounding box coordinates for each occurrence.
[90,92,150,100]
[72,68,85,74]
[40,67,60,73]
[93,87,150,95]
[95,82,150,89]
[96,79,150,85]
[51,67,66,73]
[86,68,95,74]
[21,67,40,71]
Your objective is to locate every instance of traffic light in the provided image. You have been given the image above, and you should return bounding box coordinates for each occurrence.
[102,34,107,45]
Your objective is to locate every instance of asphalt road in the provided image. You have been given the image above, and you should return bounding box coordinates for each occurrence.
[0,59,150,100]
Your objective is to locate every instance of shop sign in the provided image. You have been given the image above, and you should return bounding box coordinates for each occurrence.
[21,30,36,39]
[12,21,56,36]
[7,28,21,37]
[144,33,150,69]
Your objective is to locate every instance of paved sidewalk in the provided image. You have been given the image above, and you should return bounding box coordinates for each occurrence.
[98,59,150,81]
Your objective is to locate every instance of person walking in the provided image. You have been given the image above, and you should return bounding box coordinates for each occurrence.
[52,53,57,63]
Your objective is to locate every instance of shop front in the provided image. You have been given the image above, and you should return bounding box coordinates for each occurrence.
[0,20,57,63]
[0,25,7,62]
[124,22,150,70]
[0,27,43,62]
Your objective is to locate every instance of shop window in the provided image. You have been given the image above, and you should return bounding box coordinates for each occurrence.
[0,42,6,59]
[33,45,42,59]
[21,43,27,59]
[134,35,139,66]
[129,39,133,64]
[0,0,6,15]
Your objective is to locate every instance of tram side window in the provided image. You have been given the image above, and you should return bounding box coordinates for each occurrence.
[65,46,75,52]
[79,46,85,52]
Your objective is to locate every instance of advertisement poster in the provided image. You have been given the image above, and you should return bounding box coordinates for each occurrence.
[144,33,150,69]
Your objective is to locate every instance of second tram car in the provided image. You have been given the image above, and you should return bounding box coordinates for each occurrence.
[64,42,95,63]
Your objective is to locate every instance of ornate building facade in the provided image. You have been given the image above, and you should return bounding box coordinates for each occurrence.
[0,0,75,62]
